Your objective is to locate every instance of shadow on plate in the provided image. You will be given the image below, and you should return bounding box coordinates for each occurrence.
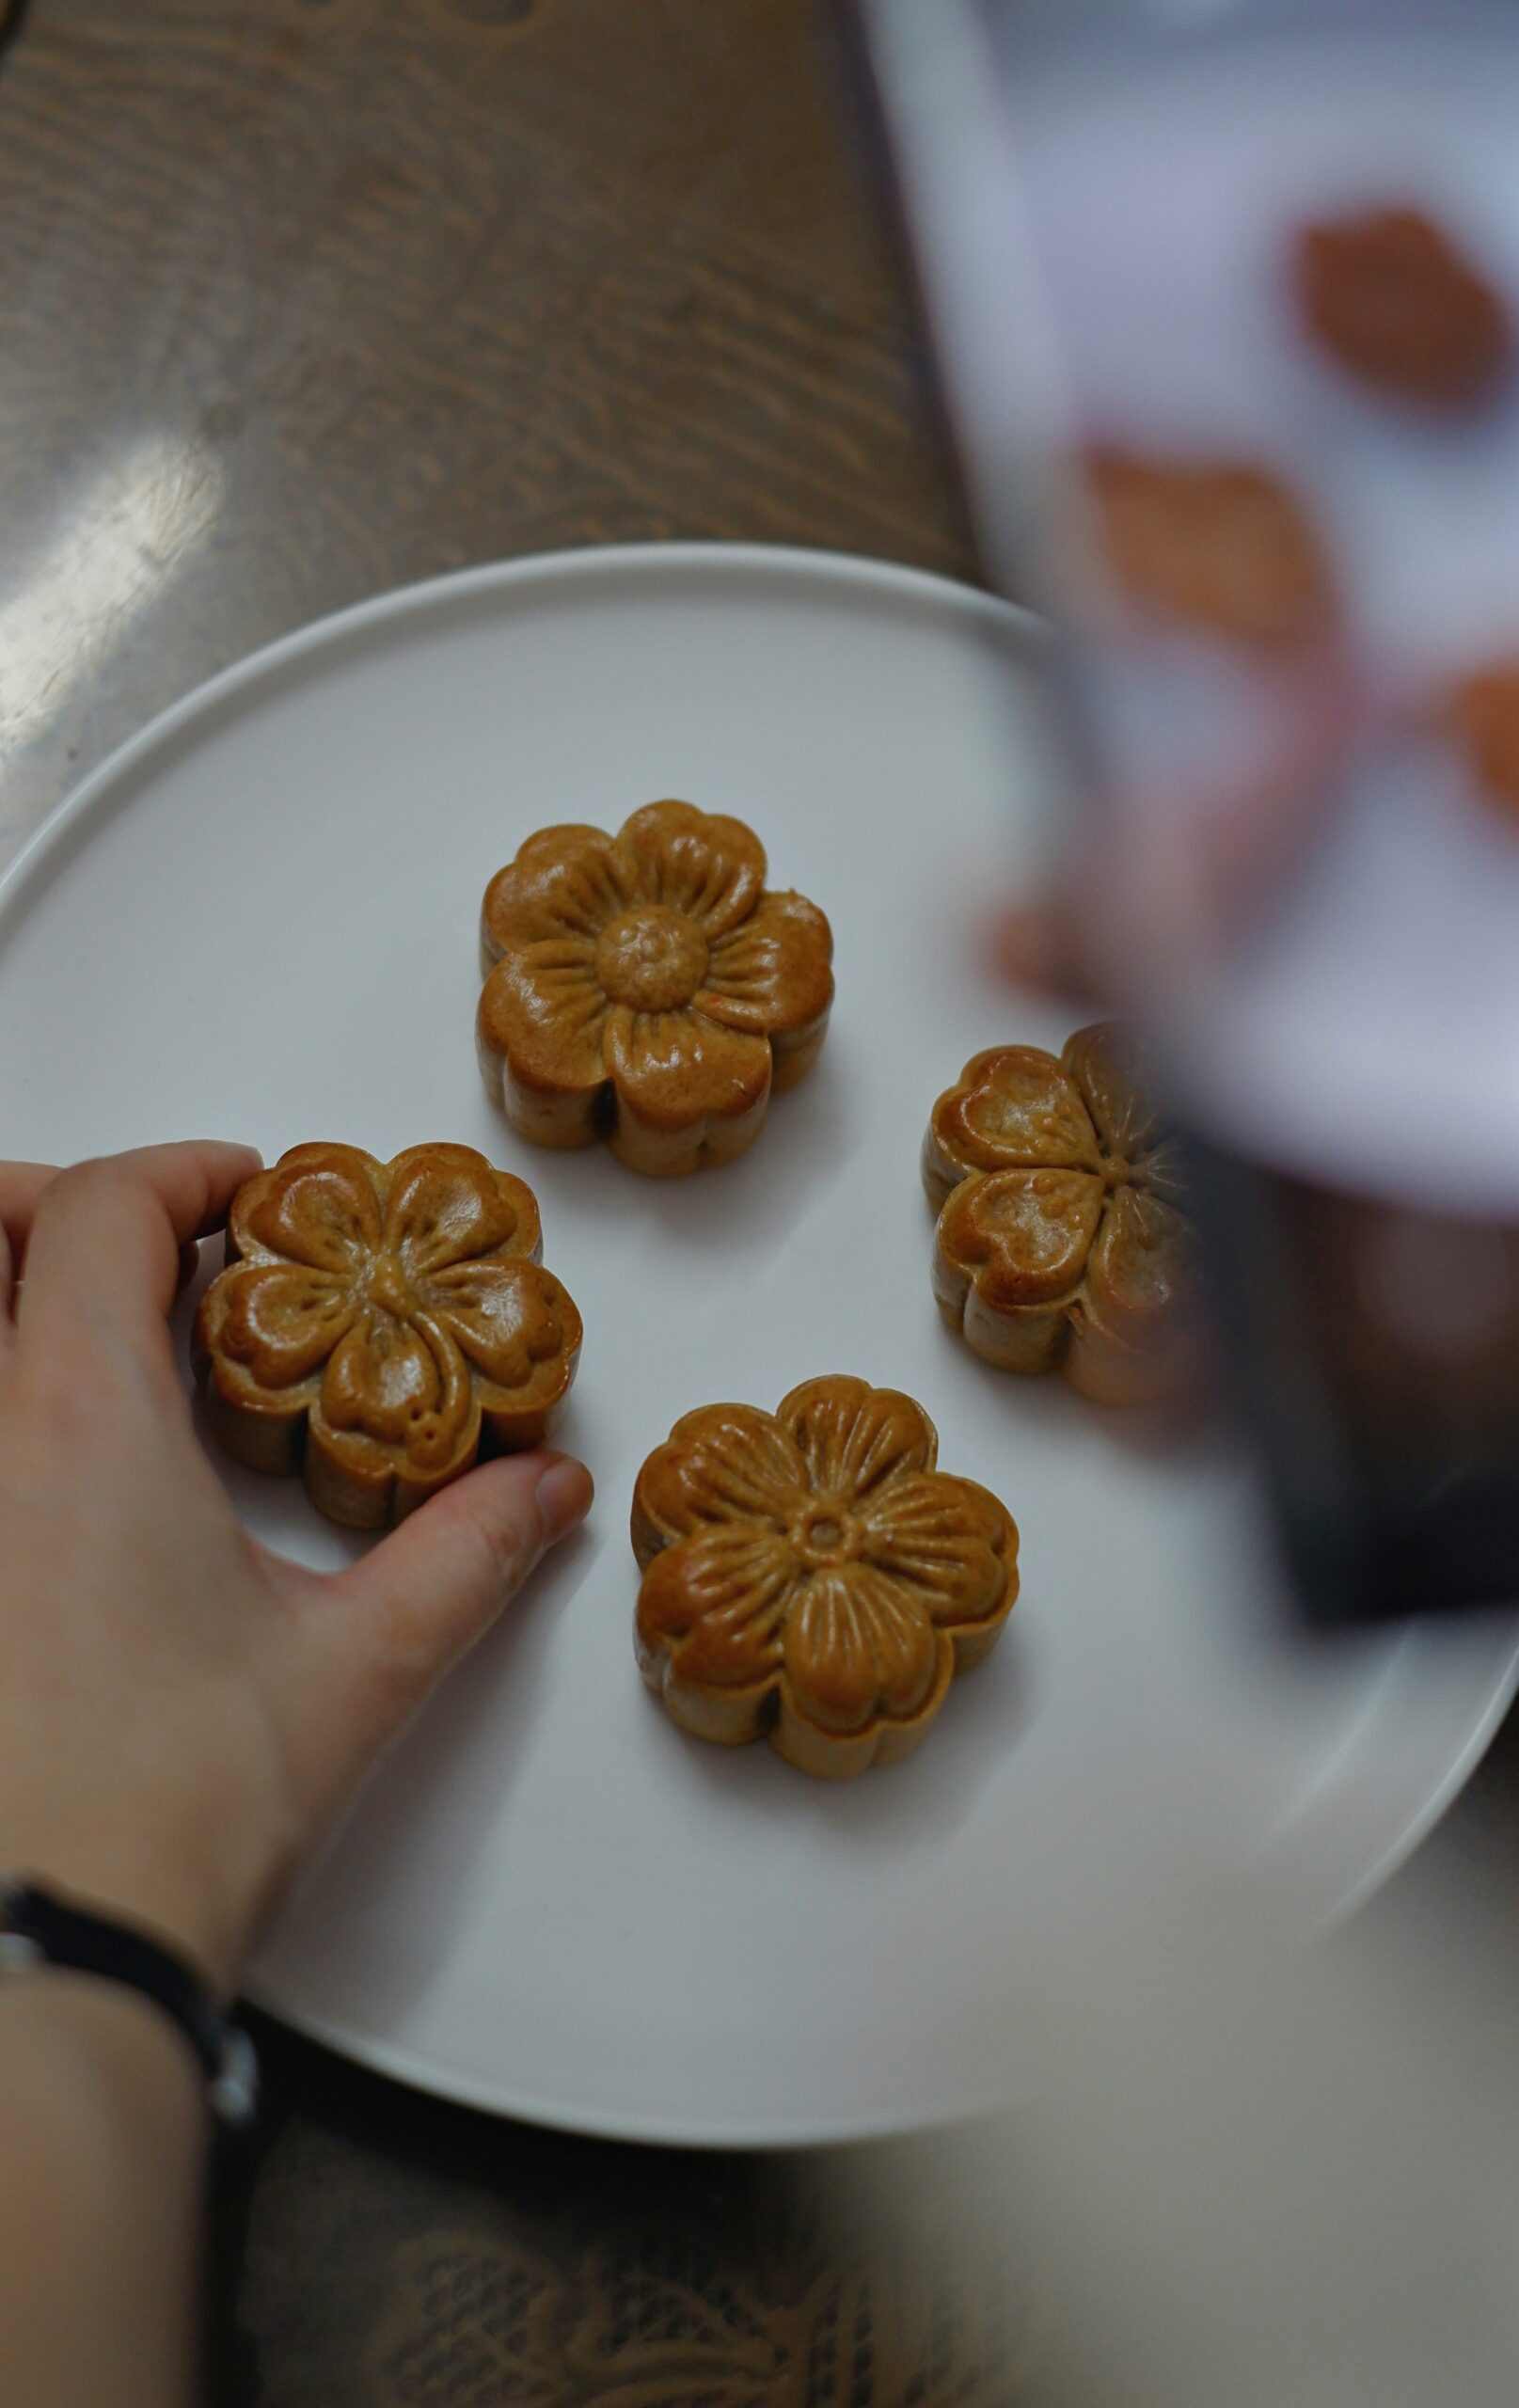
[637,1617,1038,1854]
[506,1039,862,1275]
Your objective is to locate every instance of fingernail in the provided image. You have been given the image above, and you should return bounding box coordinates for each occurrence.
[534,1452,593,1545]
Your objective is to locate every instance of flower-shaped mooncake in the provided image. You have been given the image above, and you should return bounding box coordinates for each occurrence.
[194,1143,581,1529]
[632,1376,1017,1778]
[924,1023,1196,1406]
[476,800,834,1176]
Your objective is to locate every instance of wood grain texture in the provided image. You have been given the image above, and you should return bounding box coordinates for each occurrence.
[0,4,990,2402]
[0,0,975,860]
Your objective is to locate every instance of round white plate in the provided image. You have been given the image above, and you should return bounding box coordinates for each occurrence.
[2,544,1515,2147]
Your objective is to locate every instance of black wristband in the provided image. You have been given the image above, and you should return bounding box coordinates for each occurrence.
[0,1878,258,2127]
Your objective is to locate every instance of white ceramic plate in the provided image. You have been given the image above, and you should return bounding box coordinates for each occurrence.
[2,545,1515,2147]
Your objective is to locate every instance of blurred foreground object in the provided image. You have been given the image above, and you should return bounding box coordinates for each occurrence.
[1084,444,1337,650]
[1448,653,1519,823]
[1293,201,1511,410]
[856,0,1519,1619]
[845,1864,1519,2407]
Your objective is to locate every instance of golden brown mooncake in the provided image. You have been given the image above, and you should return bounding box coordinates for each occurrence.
[194,1143,581,1529]
[925,1023,1197,1407]
[1292,205,1510,411]
[476,800,834,1178]
[1083,444,1337,651]
[631,1375,1017,1780]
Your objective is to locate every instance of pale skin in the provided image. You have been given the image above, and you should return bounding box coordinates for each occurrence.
[0,1140,593,2408]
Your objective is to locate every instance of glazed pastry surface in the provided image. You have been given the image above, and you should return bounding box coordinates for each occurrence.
[925,1023,1196,1406]
[195,1142,581,1527]
[477,800,833,1176]
[632,1374,1017,1779]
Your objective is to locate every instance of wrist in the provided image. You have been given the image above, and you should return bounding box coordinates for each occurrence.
[0,1970,207,2408]
[0,1840,252,2001]
[1,1877,261,2132]
[0,1968,204,2151]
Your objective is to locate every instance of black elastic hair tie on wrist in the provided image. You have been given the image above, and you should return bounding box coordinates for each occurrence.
[0,1877,258,2127]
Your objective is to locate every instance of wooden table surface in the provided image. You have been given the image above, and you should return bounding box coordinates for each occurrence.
[0,0,975,862]
[4,7,1518,2404]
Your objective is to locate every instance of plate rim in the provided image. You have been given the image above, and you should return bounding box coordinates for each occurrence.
[0,540,1038,932]
[246,1617,1519,2149]
[5,538,1516,2147]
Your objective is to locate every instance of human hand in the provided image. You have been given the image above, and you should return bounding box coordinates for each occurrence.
[0,1141,593,1993]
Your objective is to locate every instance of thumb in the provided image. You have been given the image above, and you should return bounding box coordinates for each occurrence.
[297,1449,593,1782]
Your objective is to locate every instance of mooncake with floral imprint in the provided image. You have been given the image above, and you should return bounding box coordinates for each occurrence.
[477,800,833,1176]
[194,1143,581,1528]
[632,1375,1017,1779]
[925,1022,1197,1406]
